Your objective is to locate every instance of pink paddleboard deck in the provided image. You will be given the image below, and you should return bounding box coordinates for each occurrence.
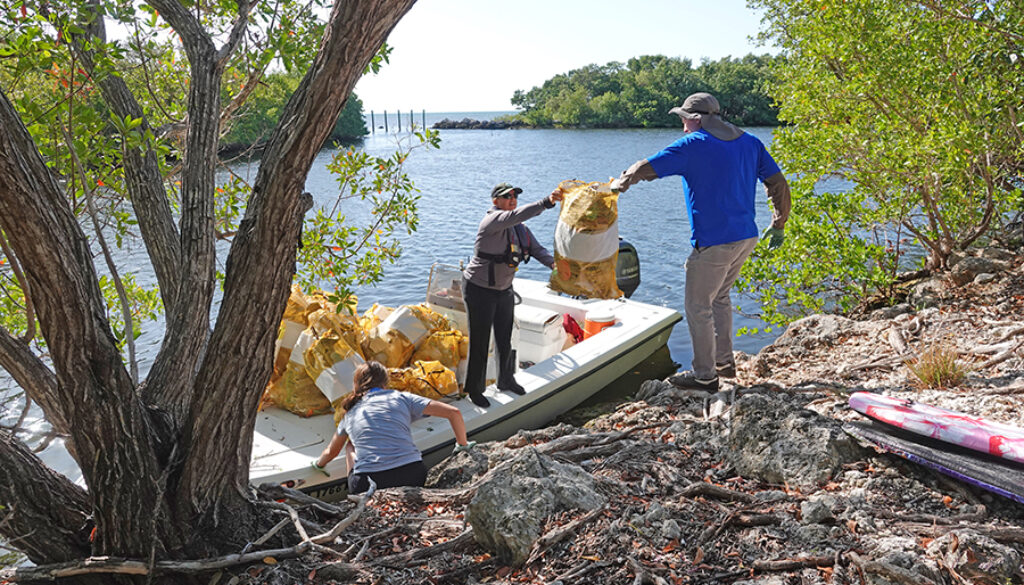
[849,392,1024,464]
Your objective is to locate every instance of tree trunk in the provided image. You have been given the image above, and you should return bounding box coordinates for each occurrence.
[0,0,418,579]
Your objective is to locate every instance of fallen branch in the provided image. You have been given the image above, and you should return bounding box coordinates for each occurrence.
[548,559,611,584]
[372,529,475,569]
[976,338,1024,369]
[752,554,836,571]
[0,481,377,581]
[898,523,1024,544]
[678,482,757,503]
[872,505,987,524]
[848,551,935,585]
[526,506,606,565]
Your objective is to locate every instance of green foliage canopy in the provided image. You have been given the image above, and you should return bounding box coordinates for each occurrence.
[0,3,427,368]
[511,54,781,127]
[221,71,368,149]
[738,0,1024,331]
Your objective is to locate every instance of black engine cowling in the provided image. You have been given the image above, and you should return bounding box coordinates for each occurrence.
[615,238,641,298]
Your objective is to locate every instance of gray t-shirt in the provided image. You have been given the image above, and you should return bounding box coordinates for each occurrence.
[462,199,556,290]
[337,388,433,473]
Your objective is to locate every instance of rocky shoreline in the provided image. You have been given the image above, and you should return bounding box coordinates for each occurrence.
[237,244,1024,585]
[431,117,526,130]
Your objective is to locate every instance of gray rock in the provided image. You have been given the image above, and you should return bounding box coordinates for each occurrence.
[907,277,945,308]
[980,246,1016,262]
[465,447,605,565]
[427,447,490,488]
[926,531,1022,585]
[951,256,1007,285]
[800,495,836,524]
[974,272,997,284]
[661,519,682,541]
[725,394,865,487]
[773,314,856,348]
[869,303,913,320]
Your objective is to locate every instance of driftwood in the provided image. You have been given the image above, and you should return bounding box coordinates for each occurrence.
[0,481,378,581]
[848,551,936,585]
[526,506,605,565]
[976,338,1024,369]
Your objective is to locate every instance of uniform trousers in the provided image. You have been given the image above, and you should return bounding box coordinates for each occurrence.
[462,278,517,395]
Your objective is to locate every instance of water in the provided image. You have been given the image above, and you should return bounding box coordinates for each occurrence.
[1,113,791,485]
[309,114,785,366]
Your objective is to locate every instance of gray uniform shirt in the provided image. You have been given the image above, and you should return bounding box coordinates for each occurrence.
[463,198,556,290]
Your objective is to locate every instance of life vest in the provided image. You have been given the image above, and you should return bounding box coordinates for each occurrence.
[476,224,532,286]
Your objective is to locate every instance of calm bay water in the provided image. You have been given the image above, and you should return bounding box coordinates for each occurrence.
[316,112,785,366]
[2,112,803,480]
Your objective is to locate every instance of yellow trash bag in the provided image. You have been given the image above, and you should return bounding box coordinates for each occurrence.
[359,303,394,334]
[261,361,332,417]
[361,329,414,368]
[361,304,453,368]
[389,360,459,399]
[411,329,467,370]
[549,180,623,299]
[271,286,358,380]
[272,286,317,381]
[405,304,452,334]
[306,308,365,359]
[304,332,366,402]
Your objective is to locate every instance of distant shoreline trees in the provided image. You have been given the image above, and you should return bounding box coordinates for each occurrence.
[509,54,781,128]
[221,71,368,154]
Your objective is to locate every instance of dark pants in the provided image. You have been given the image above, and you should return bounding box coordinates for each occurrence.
[463,279,516,395]
[347,460,427,494]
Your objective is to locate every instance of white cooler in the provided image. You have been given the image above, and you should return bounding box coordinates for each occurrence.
[514,305,566,364]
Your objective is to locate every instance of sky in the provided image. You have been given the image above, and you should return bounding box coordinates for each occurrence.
[353,0,777,113]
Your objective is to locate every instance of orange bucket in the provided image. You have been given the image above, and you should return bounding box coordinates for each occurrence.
[583,311,616,339]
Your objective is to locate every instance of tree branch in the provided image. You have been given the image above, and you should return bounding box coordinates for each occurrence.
[68,0,183,311]
[0,430,91,565]
[180,0,418,515]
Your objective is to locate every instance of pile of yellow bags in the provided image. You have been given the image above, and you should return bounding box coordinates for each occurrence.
[261,285,469,418]
[549,180,623,299]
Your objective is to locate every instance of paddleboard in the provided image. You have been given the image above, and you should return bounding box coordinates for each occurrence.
[848,392,1024,464]
[845,421,1024,505]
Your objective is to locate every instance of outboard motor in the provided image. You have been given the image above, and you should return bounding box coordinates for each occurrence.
[615,238,641,298]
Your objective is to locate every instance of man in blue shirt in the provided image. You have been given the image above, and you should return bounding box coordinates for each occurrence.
[611,92,791,391]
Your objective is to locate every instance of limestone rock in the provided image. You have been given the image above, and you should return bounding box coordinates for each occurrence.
[465,447,605,565]
[907,277,945,308]
[427,447,490,488]
[926,531,1023,585]
[725,393,864,487]
[950,256,1007,285]
[773,314,857,349]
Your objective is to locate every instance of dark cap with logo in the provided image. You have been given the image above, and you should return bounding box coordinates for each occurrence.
[491,182,523,199]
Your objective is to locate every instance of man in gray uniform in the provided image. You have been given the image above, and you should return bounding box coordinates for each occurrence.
[462,183,563,407]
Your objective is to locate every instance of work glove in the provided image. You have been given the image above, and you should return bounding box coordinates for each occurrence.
[453,441,477,455]
[609,176,626,193]
[310,460,330,477]
[763,227,785,250]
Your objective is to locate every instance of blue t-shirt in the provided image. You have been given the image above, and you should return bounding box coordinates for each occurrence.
[338,388,433,474]
[647,130,780,248]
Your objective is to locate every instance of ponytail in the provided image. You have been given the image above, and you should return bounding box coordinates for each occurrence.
[340,360,390,411]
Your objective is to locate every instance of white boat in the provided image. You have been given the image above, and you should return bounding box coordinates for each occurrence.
[249,265,681,500]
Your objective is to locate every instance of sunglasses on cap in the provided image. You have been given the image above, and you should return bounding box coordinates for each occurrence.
[496,191,518,199]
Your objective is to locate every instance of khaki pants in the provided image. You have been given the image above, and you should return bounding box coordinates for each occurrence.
[684,237,758,379]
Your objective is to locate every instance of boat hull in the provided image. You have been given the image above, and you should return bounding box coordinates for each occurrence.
[250,276,681,501]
